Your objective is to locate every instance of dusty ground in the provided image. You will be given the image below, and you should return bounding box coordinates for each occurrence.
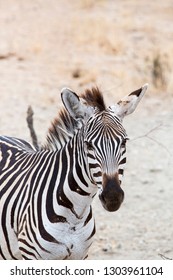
[0,0,173,259]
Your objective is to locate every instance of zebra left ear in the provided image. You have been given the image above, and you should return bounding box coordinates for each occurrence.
[110,83,148,120]
[61,88,94,121]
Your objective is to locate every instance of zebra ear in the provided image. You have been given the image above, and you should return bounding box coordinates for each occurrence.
[61,88,93,121]
[110,83,148,120]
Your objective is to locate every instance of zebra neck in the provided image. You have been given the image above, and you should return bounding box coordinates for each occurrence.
[53,135,97,222]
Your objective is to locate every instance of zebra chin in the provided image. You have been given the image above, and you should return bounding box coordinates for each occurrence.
[99,173,124,212]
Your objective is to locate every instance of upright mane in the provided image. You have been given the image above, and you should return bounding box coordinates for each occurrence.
[43,87,106,151]
[81,87,106,112]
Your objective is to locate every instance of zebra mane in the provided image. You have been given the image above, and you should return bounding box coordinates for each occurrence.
[42,109,78,151]
[43,87,106,151]
[81,87,106,112]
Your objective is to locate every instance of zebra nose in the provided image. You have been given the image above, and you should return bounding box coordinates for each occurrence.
[99,173,124,212]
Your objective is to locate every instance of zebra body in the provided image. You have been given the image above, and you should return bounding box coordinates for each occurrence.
[0,84,148,259]
[0,135,95,259]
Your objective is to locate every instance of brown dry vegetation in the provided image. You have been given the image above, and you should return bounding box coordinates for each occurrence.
[0,0,173,259]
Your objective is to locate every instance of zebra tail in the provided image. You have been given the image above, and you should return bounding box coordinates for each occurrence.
[26,106,39,150]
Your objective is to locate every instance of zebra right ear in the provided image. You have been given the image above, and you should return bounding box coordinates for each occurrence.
[61,88,93,121]
[110,83,148,120]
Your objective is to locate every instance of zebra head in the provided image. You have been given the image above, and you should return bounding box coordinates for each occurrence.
[61,84,148,212]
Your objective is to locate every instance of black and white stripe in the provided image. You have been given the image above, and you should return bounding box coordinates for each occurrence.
[0,84,148,259]
[0,134,96,259]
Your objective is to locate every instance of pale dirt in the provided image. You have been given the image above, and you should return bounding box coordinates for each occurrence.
[0,0,173,259]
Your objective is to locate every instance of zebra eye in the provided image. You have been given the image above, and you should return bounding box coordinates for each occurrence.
[121,138,128,147]
[121,141,126,147]
[85,141,94,151]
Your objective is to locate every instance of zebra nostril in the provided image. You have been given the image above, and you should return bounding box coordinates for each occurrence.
[99,192,106,203]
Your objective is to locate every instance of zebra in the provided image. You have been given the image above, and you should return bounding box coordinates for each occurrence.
[0,84,148,260]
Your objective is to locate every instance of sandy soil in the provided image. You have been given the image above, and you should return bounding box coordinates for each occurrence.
[0,0,173,259]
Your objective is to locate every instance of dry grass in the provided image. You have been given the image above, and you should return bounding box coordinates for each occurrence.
[71,17,125,55]
[77,0,106,9]
[62,0,173,95]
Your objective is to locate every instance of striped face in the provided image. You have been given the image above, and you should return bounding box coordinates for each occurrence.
[61,84,148,212]
[84,110,128,212]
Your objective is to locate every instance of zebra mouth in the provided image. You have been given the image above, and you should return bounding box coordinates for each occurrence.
[99,193,123,212]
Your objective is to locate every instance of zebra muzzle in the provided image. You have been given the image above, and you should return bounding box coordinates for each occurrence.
[99,173,124,212]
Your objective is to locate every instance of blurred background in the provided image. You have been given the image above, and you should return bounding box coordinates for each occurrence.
[0,0,172,259]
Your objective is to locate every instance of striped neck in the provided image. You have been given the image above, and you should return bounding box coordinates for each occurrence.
[51,132,97,223]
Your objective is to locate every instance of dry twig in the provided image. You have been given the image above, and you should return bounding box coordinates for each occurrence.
[130,124,171,155]
[158,253,172,260]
